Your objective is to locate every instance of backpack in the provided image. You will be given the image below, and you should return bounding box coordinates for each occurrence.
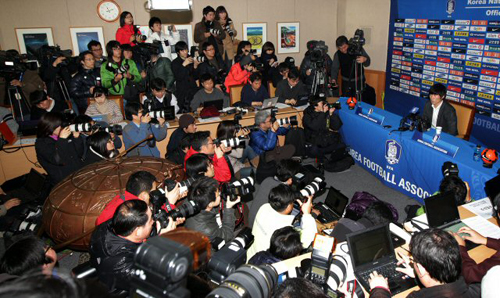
[345,191,399,222]
[323,145,354,172]
[285,127,306,157]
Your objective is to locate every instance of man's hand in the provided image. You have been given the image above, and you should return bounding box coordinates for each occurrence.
[356,56,367,64]
[125,71,132,79]
[10,80,22,87]
[252,102,263,107]
[89,86,95,95]
[193,58,201,69]
[215,84,223,92]
[396,251,415,278]
[271,120,280,132]
[171,25,177,32]
[297,195,313,215]
[269,58,275,66]
[204,32,211,38]
[237,128,250,137]
[306,69,312,76]
[214,143,226,159]
[245,65,255,72]
[458,227,487,245]
[369,271,389,290]
[158,217,185,235]
[141,114,152,124]
[226,196,241,209]
[129,35,136,42]
[52,56,66,67]
[59,127,72,139]
[4,198,21,210]
[141,70,147,79]
[285,99,297,105]
[157,117,166,126]
[323,104,329,113]
[114,73,123,82]
[451,232,466,247]
[329,107,336,115]
[166,184,180,205]
[182,57,194,67]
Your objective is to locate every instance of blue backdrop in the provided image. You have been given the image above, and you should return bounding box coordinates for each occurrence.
[384,0,500,150]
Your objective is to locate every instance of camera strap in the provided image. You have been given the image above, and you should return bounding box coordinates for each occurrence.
[346,279,365,298]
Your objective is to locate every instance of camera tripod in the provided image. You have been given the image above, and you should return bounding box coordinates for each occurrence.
[6,85,30,122]
[347,59,365,102]
[311,64,332,97]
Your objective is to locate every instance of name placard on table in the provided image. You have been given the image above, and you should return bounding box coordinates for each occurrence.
[355,106,385,125]
[411,130,459,158]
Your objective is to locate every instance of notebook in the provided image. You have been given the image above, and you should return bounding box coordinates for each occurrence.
[346,224,416,294]
[6,168,47,203]
[255,97,278,110]
[203,99,224,111]
[314,187,348,223]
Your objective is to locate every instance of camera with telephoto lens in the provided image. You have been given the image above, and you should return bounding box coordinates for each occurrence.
[298,176,326,199]
[189,46,205,63]
[105,61,129,75]
[276,116,298,126]
[249,61,263,71]
[164,177,195,194]
[99,124,123,135]
[224,19,235,37]
[221,177,255,202]
[134,26,147,41]
[209,28,221,35]
[235,123,259,132]
[328,102,341,110]
[213,136,247,148]
[148,108,175,120]
[208,227,254,284]
[348,29,366,56]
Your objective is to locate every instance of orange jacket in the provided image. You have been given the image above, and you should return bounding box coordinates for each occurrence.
[224,63,251,91]
[184,147,231,183]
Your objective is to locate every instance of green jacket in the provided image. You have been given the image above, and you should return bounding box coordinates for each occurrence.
[147,57,175,91]
[100,59,141,95]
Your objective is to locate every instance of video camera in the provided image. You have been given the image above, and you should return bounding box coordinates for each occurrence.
[37,45,75,67]
[348,29,366,56]
[399,107,430,132]
[308,40,329,67]
[221,177,255,202]
[134,42,161,68]
[0,51,37,79]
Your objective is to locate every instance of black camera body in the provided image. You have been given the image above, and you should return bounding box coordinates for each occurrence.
[308,40,329,67]
[328,102,341,110]
[348,29,366,56]
[221,177,255,202]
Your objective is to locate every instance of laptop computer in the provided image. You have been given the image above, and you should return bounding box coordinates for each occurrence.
[314,187,348,223]
[485,174,500,201]
[346,224,416,294]
[255,97,278,110]
[203,99,224,111]
[294,95,310,107]
[6,168,47,203]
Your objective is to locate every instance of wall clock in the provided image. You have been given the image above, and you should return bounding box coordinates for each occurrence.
[97,0,121,23]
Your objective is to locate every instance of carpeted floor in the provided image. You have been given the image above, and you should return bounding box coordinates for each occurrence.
[56,162,422,271]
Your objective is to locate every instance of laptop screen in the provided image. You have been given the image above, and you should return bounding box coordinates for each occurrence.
[347,224,393,269]
[485,175,500,201]
[25,169,46,194]
[425,191,459,228]
[203,99,224,111]
[325,187,348,216]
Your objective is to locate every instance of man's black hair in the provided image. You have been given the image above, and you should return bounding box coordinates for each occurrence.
[270,226,303,260]
[124,102,142,121]
[148,16,161,30]
[112,200,150,237]
[191,131,211,151]
[78,50,93,66]
[249,72,262,83]
[87,40,101,51]
[188,177,219,210]
[439,175,467,206]
[410,228,461,284]
[362,201,394,225]
[336,36,348,48]
[288,67,300,80]
[269,184,297,212]
[201,41,213,52]
[278,62,290,73]
[276,159,301,182]
[429,83,447,99]
[175,41,189,54]
[125,171,157,197]
[0,236,53,276]
[73,114,93,125]
[200,73,214,84]
[186,153,212,178]
[150,78,166,91]
[202,6,216,16]
[180,133,194,150]
[274,278,328,298]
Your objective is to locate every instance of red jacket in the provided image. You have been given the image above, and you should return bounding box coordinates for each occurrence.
[96,191,139,226]
[116,25,139,46]
[224,63,251,91]
[184,147,231,183]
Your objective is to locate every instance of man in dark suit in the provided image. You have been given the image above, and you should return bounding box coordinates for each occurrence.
[422,83,458,136]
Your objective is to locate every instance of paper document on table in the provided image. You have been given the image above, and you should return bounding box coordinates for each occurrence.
[197,117,222,123]
[462,216,500,239]
[294,104,309,111]
[463,198,493,219]
[12,138,36,146]
[275,103,290,109]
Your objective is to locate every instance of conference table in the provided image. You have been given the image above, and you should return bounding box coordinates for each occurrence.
[0,106,301,184]
[336,98,499,204]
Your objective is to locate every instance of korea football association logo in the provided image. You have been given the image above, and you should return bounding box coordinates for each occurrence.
[446,0,456,15]
[385,140,402,165]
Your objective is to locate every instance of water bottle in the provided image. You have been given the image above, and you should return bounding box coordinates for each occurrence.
[473,145,481,162]
[432,127,442,143]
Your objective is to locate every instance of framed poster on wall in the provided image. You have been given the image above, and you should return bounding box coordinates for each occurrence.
[167,24,193,59]
[243,23,267,54]
[277,22,299,54]
[15,27,54,57]
[70,27,106,56]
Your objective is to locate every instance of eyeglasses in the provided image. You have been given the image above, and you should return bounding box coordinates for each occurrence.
[45,245,52,254]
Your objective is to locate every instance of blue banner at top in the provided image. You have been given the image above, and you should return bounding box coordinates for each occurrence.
[384,0,500,150]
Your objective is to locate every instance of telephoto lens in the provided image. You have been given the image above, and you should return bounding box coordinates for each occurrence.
[168,199,200,221]
[164,177,195,194]
[69,123,93,132]
[100,124,123,135]
[117,64,129,74]
[194,56,205,63]
[300,177,326,198]
[210,28,221,35]
[221,137,247,148]
[276,116,298,126]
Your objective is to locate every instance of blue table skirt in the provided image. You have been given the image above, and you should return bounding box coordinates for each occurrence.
[337,97,498,204]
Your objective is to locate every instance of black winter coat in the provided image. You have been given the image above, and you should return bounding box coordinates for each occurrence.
[89,220,141,293]
[69,68,100,111]
[35,135,84,186]
[303,105,343,147]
